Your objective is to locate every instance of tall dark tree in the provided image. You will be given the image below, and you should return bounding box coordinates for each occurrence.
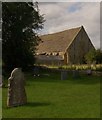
[2,2,44,71]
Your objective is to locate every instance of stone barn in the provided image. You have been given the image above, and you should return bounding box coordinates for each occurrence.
[35,26,95,65]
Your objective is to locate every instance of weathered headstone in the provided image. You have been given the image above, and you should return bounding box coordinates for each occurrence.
[73,70,80,79]
[61,70,68,80]
[7,68,27,107]
[33,67,40,76]
[86,69,92,75]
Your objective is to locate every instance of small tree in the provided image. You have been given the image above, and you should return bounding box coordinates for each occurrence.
[85,49,96,64]
[85,48,102,64]
[95,49,102,64]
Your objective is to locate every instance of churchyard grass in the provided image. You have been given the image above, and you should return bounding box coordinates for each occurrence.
[2,71,100,118]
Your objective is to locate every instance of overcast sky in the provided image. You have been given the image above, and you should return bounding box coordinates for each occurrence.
[38,2,100,49]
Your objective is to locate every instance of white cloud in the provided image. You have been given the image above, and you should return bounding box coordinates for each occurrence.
[39,2,100,49]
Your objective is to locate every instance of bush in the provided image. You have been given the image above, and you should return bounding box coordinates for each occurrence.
[85,49,102,64]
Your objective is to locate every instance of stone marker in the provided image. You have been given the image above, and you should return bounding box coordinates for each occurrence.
[7,68,27,107]
[73,70,80,79]
[86,69,92,75]
[61,70,68,80]
[33,67,39,76]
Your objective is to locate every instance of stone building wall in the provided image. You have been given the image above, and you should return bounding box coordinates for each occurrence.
[35,55,64,65]
[67,27,95,64]
[35,27,95,65]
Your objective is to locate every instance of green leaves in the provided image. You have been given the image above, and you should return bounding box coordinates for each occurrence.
[85,49,102,64]
[2,2,45,71]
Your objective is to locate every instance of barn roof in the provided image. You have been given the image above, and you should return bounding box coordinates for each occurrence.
[36,26,82,55]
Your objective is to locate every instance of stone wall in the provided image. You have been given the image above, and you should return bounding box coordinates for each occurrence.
[35,55,64,65]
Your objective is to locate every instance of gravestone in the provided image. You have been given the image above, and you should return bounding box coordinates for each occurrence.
[33,67,40,76]
[7,68,27,107]
[86,69,92,75]
[61,70,68,80]
[73,70,80,79]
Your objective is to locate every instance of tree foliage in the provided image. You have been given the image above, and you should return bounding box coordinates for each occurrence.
[85,48,102,64]
[95,49,102,64]
[2,2,44,71]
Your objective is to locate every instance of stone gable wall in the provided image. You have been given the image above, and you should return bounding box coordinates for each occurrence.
[67,27,95,64]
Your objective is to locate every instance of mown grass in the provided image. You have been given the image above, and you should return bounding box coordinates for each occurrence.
[2,71,100,118]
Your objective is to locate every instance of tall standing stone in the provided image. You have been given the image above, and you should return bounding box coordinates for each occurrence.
[7,68,27,107]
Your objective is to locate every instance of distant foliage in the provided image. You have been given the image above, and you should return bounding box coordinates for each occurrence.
[2,2,45,71]
[85,49,96,64]
[95,49,102,64]
[85,49,102,64]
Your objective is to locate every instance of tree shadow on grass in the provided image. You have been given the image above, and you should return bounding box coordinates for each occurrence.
[3,102,51,109]
[26,72,101,85]
[70,75,101,85]
[26,102,51,107]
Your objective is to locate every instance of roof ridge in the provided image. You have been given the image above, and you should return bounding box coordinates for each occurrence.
[37,26,84,54]
[41,26,82,37]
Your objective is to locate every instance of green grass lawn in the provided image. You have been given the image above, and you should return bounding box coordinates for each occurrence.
[2,71,100,118]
